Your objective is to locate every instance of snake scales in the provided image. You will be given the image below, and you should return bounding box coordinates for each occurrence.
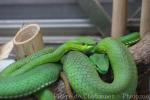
[0,32,139,100]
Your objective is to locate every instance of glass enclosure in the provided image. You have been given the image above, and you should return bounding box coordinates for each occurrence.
[0,0,141,45]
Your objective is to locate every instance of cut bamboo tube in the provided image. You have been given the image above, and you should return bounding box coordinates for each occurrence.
[13,24,44,59]
[111,0,128,38]
[140,0,150,37]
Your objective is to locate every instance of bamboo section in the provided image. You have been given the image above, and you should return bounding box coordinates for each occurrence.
[111,0,128,38]
[13,24,44,59]
[140,0,150,37]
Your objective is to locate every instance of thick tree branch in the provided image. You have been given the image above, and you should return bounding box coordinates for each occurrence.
[60,72,74,100]
[129,33,150,64]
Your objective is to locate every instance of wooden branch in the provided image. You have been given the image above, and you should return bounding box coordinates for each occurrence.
[13,24,44,60]
[140,0,150,37]
[129,33,150,64]
[60,72,74,100]
[111,0,128,38]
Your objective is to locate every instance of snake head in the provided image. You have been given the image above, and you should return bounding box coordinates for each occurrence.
[67,37,96,45]
[66,37,97,53]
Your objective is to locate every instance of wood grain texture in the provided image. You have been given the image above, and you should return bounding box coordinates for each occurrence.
[130,33,150,64]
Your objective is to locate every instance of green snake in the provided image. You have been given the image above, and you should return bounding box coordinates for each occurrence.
[63,38,137,100]
[0,32,139,99]
[36,89,56,100]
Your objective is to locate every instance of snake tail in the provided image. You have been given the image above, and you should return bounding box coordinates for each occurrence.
[118,32,140,46]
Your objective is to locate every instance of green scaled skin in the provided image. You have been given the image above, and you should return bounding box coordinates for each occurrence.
[118,32,140,46]
[0,47,55,78]
[37,89,56,100]
[63,38,137,100]
[0,63,61,99]
[0,37,96,99]
[90,54,109,74]
[8,41,95,77]
[89,32,140,75]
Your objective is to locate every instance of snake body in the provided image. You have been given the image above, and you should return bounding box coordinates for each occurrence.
[37,89,56,100]
[9,42,94,77]
[0,63,61,99]
[0,33,139,99]
[0,47,55,78]
[63,38,137,100]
